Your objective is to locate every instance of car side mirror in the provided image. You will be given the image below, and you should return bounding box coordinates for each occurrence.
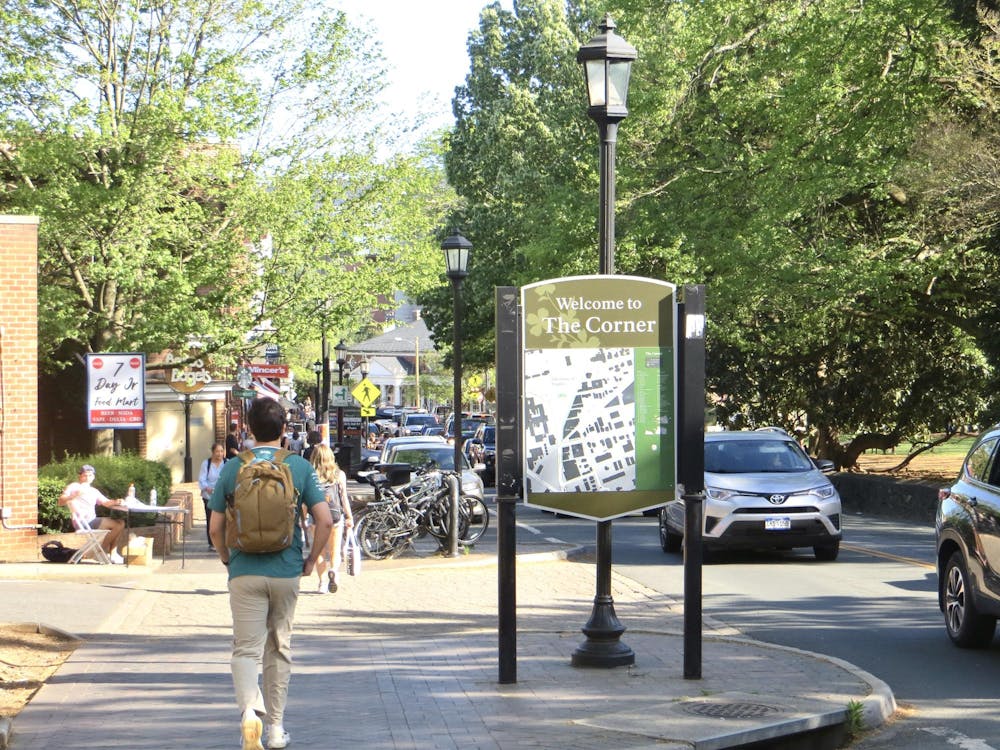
[813,458,835,473]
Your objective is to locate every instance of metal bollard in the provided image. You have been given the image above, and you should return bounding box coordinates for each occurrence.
[446,472,460,557]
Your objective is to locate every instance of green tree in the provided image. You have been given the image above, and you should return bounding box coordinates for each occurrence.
[0,0,453,372]
[437,0,996,455]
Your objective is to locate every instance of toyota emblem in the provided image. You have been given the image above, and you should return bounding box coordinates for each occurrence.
[768,494,787,505]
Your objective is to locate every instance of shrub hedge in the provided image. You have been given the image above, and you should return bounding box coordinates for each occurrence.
[38,454,173,533]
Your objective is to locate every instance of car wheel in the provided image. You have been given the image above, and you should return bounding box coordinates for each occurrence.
[659,510,682,554]
[943,550,997,648]
[813,541,840,561]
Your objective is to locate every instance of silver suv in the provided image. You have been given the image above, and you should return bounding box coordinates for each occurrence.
[659,430,842,560]
[936,424,1000,647]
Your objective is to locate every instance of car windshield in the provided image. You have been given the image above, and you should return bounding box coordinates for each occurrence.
[481,426,495,443]
[387,446,470,471]
[705,439,813,473]
[406,415,437,425]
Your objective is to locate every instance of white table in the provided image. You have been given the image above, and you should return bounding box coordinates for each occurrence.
[117,501,189,568]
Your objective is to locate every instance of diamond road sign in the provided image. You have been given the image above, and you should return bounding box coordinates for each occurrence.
[351,378,381,407]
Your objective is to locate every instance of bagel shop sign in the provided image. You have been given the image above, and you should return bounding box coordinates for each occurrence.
[521,276,676,520]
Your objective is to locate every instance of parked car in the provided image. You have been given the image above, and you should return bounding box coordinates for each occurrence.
[936,424,1000,648]
[466,424,496,486]
[375,437,484,499]
[444,413,492,444]
[659,430,842,560]
[402,412,439,436]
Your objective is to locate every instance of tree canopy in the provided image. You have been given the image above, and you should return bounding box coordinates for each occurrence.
[0,0,454,372]
[431,0,1000,457]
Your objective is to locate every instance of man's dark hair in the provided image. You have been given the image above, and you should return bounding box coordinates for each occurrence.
[247,398,286,441]
[307,430,321,445]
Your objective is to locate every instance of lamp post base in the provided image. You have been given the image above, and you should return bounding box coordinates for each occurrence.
[571,595,635,668]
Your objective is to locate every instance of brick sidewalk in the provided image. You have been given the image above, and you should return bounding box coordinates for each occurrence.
[5,543,894,750]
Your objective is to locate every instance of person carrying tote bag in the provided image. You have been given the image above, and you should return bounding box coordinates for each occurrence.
[309,444,353,593]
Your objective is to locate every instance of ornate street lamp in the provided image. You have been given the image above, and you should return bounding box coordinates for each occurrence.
[335,340,348,444]
[576,13,637,275]
[443,231,472,558]
[573,14,637,669]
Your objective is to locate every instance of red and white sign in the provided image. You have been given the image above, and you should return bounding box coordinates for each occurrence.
[248,363,289,378]
[86,353,146,429]
[253,377,283,400]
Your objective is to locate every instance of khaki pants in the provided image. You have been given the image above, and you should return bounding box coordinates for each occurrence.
[228,575,301,727]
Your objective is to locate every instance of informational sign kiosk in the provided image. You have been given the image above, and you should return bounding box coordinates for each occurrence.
[521,275,676,520]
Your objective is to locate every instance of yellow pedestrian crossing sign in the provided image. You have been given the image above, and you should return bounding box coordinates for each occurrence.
[351,377,381,407]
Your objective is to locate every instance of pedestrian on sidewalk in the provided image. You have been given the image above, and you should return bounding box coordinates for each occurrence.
[226,422,241,461]
[208,398,334,750]
[308,443,353,593]
[198,442,226,551]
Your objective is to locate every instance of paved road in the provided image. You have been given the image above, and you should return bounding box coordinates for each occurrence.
[516,508,1000,749]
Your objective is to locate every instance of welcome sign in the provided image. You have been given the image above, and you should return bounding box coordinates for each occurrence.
[521,276,676,520]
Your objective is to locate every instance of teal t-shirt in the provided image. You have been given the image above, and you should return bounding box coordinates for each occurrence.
[209,446,325,579]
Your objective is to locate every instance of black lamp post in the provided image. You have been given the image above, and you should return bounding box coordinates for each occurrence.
[182,393,193,482]
[335,340,347,444]
[572,14,637,669]
[321,336,331,446]
[311,360,322,424]
[576,13,637,275]
[443,232,471,558]
[359,356,370,443]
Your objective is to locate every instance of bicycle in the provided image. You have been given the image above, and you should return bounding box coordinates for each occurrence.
[354,461,489,559]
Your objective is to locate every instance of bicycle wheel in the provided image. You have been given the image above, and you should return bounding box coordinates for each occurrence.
[459,495,489,544]
[424,493,471,541]
[355,510,405,560]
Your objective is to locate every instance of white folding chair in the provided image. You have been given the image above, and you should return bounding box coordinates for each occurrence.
[69,524,112,564]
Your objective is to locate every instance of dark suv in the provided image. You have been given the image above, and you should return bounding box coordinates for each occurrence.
[467,424,496,486]
[936,424,1000,647]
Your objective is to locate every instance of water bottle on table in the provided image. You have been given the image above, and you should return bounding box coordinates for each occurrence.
[149,488,157,507]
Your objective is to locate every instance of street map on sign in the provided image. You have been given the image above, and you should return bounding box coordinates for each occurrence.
[523,347,637,494]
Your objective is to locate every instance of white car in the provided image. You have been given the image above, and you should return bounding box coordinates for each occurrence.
[659,430,842,560]
[367,436,484,499]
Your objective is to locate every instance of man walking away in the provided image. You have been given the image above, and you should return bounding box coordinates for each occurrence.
[209,398,333,750]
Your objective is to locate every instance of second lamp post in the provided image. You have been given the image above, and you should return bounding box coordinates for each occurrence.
[443,231,472,558]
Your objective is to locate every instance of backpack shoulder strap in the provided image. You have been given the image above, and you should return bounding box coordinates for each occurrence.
[238,449,255,466]
[274,449,293,464]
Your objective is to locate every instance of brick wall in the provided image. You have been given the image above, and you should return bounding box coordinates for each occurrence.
[0,215,40,561]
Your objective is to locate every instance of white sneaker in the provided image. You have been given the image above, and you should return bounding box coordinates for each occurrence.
[241,708,263,750]
[317,578,329,594]
[109,550,125,565]
[266,725,290,749]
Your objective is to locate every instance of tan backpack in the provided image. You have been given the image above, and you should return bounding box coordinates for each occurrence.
[225,449,299,554]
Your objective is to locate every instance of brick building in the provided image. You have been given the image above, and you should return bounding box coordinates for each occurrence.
[0,215,40,561]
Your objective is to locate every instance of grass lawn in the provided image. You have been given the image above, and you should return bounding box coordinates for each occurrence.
[854,433,974,483]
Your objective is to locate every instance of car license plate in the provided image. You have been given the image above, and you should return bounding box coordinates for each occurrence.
[765,517,791,531]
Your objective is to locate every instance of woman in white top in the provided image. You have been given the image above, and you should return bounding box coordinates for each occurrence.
[309,444,353,593]
[198,442,226,551]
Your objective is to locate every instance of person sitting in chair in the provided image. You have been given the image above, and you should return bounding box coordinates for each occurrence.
[59,464,126,564]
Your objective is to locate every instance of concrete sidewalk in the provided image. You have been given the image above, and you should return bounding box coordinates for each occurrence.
[1,527,894,749]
